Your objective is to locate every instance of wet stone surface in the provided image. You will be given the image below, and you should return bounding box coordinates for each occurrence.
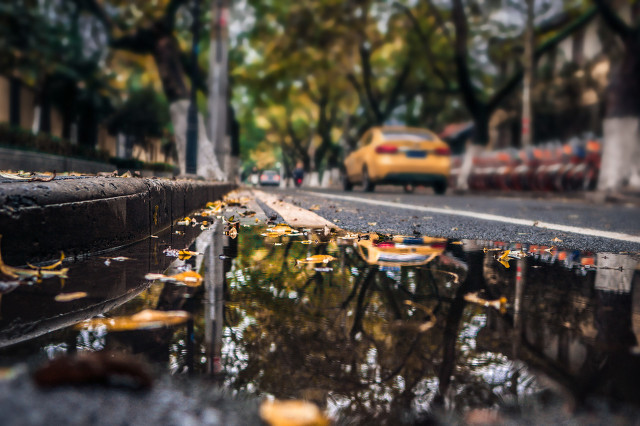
[0,201,639,424]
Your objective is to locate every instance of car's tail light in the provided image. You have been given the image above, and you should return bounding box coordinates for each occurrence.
[275,175,280,181]
[260,174,266,180]
[377,242,395,248]
[431,242,447,249]
[434,146,451,156]
[375,145,398,154]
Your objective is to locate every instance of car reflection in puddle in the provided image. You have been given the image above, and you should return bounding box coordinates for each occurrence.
[0,220,639,424]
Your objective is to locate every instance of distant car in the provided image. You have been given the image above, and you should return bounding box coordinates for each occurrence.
[259,170,281,186]
[343,126,451,194]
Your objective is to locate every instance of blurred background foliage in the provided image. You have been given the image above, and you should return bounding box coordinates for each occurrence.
[1,0,635,173]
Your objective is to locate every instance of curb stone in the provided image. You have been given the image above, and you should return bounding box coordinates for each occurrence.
[0,177,235,264]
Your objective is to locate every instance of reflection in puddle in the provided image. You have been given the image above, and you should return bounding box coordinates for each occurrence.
[0,219,639,423]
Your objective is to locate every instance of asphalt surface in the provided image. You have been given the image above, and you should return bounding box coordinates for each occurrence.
[260,186,640,253]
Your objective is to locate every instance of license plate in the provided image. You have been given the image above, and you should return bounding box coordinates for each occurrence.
[406,150,427,158]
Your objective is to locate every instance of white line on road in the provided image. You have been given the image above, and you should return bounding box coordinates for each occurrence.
[305,192,640,244]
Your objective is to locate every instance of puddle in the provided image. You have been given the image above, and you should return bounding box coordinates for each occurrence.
[1,208,639,423]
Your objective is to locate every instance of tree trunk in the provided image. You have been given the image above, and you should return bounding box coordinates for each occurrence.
[598,38,640,191]
[457,110,490,190]
[170,100,225,179]
[152,34,224,179]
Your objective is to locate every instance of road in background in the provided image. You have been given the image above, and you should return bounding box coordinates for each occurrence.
[256,187,640,253]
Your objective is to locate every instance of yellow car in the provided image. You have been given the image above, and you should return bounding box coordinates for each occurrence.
[355,235,447,267]
[343,126,451,194]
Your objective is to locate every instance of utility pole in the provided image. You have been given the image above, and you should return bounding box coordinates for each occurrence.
[209,0,235,181]
[186,0,201,175]
[521,0,535,147]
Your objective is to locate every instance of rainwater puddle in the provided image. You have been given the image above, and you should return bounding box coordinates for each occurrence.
[1,209,639,424]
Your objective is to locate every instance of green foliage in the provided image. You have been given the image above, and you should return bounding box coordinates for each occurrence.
[107,87,170,144]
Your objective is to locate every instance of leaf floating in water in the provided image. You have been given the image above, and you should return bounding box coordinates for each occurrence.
[0,237,68,280]
[496,250,511,268]
[74,309,191,331]
[145,271,203,287]
[260,400,329,426]
[171,271,203,286]
[296,255,336,265]
[55,292,87,302]
[177,217,191,226]
[178,250,202,260]
[27,252,65,270]
[464,292,508,313]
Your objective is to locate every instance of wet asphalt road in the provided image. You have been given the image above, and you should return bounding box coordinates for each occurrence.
[258,186,640,253]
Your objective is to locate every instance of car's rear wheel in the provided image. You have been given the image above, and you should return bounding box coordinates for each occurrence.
[342,171,353,191]
[362,167,375,192]
[433,180,447,195]
[403,184,415,193]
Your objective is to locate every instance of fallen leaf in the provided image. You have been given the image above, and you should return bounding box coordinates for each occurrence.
[260,400,329,426]
[296,255,336,265]
[0,237,68,280]
[225,227,238,239]
[178,250,202,260]
[144,270,203,287]
[74,309,191,332]
[55,292,87,302]
[368,222,377,226]
[27,252,65,270]
[497,250,511,268]
[552,237,563,243]
[309,205,321,211]
[464,292,508,313]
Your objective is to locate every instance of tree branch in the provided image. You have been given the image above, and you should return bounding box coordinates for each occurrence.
[346,73,377,123]
[180,51,208,95]
[393,2,451,90]
[382,59,412,119]
[359,44,383,122]
[487,6,598,112]
[593,0,633,39]
[451,0,483,116]
[162,0,189,31]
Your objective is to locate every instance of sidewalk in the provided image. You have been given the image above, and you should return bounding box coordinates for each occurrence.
[0,175,234,264]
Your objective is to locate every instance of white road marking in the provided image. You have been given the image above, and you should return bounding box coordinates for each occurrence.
[305,192,640,244]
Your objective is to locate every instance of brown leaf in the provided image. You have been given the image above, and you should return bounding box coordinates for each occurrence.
[55,292,87,302]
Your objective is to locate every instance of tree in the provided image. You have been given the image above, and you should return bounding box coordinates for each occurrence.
[75,0,224,178]
[593,0,640,191]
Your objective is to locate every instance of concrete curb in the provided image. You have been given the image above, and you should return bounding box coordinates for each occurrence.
[0,177,235,264]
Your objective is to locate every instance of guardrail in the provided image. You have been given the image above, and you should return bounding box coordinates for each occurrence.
[450,137,601,191]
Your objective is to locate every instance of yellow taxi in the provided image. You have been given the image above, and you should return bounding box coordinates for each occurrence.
[343,126,451,194]
[355,235,447,267]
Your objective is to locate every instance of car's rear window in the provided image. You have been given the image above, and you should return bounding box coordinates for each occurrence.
[382,130,434,142]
